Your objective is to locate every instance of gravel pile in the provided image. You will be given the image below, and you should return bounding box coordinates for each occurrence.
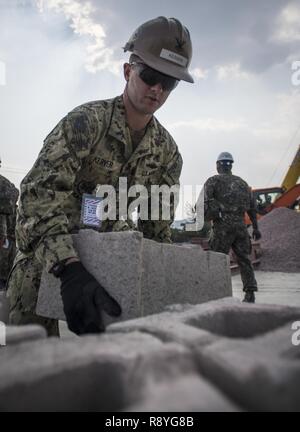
[258,207,300,272]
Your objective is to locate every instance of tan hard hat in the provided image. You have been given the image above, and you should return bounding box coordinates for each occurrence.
[123,16,194,83]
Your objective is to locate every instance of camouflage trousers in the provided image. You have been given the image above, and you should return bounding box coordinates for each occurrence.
[209,222,257,292]
[0,237,16,284]
[6,256,59,337]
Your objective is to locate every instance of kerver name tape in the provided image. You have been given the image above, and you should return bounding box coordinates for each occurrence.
[81,194,103,227]
[160,48,188,67]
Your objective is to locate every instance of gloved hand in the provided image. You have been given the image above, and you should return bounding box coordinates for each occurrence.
[252,228,261,241]
[59,261,122,335]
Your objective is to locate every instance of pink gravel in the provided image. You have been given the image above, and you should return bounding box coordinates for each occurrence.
[258,207,300,272]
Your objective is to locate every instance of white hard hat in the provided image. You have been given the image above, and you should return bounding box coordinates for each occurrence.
[217,152,234,163]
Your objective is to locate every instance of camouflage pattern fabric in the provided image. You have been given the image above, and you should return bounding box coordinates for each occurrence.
[8,256,59,336]
[204,173,257,292]
[7,95,182,334]
[0,174,19,286]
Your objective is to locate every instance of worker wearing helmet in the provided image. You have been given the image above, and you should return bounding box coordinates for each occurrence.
[204,152,261,303]
[0,157,19,290]
[7,17,194,335]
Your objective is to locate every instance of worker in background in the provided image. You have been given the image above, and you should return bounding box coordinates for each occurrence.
[7,17,194,336]
[204,152,261,303]
[0,157,19,290]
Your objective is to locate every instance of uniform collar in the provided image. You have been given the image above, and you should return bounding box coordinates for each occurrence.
[107,95,128,146]
[107,95,163,162]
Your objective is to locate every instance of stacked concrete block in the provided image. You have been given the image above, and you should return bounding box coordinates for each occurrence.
[141,239,230,316]
[196,323,300,411]
[37,231,144,323]
[127,375,240,412]
[0,331,198,411]
[3,325,47,347]
[37,230,232,322]
[108,298,239,348]
[1,298,300,411]
[109,298,300,411]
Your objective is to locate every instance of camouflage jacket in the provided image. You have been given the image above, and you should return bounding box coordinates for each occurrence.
[0,174,19,238]
[204,173,254,225]
[16,95,182,272]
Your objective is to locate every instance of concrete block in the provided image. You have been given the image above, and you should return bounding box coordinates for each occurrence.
[179,301,300,411]
[37,230,232,323]
[127,375,241,412]
[111,299,300,411]
[108,303,221,348]
[1,298,300,411]
[183,301,300,338]
[110,297,300,353]
[0,331,196,412]
[37,230,144,323]
[206,250,232,298]
[0,291,9,324]
[196,323,300,411]
[141,240,231,316]
[4,325,47,347]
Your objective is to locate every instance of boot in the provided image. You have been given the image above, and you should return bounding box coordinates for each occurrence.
[242,291,255,303]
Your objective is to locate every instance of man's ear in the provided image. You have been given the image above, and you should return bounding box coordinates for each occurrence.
[123,63,131,82]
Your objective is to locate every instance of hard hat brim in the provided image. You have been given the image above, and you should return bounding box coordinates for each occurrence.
[134,50,194,83]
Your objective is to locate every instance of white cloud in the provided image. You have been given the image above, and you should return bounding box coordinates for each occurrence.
[191,67,208,80]
[168,117,247,132]
[216,62,250,80]
[36,0,122,74]
[273,2,300,43]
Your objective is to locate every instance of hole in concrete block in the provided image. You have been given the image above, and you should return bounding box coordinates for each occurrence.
[185,308,299,339]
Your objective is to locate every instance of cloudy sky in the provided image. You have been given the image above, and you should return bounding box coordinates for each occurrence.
[0,0,300,218]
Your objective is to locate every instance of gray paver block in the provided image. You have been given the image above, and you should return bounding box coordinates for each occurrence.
[1,298,300,411]
[37,231,144,323]
[37,230,232,323]
[4,325,47,347]
[0,331,195,412]
[196,323,300,411]
[127,375,241,412]
[111,299,300,411]
[141,240,231,316]
[182,301,300,338]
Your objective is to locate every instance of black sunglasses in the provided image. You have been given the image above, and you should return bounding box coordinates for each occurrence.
[130,62,179,92]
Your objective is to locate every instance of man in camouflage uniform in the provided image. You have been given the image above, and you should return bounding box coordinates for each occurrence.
[204,152,261,303]
[0,158,19,290]
[7,17,194,335]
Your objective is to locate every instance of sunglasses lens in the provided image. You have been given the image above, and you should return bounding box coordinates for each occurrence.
[133,63,178,91]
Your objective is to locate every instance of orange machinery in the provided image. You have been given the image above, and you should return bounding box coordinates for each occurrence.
[245,144,300,225]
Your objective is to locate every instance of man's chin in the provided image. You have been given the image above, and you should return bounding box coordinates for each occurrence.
[139,106,157,115]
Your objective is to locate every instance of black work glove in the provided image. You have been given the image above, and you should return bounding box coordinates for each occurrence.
[59,261,122,335]
[252,228,262,241]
